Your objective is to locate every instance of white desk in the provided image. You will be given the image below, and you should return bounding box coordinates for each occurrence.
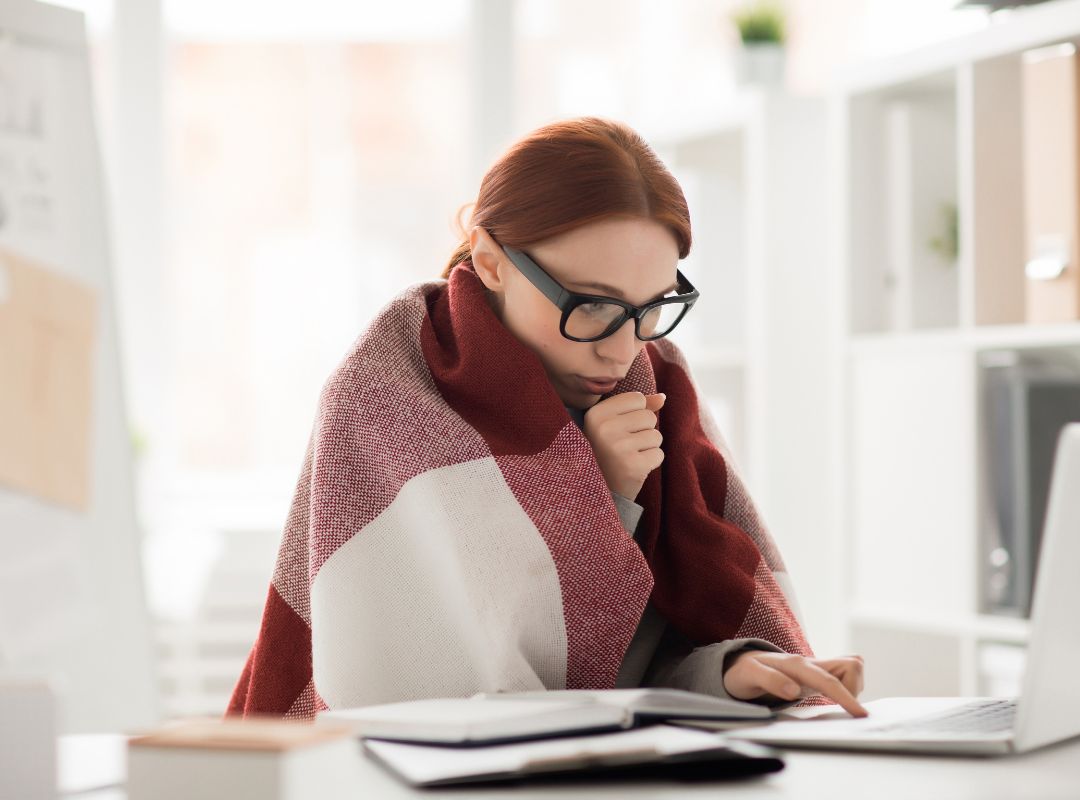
[64,733,1080,800]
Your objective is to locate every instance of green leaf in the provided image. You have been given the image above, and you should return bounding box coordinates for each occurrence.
[732,1,787,44]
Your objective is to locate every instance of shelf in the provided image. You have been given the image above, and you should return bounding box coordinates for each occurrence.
[837,0,1080,95]
[972,322,1080,350]
[847,328,965,356]
[841,4,1080,338]
[846,322,1080,357]
[832,8,1080,696]
[849,607,1030,644]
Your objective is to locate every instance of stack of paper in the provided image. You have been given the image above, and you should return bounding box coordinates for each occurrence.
[363,724,785,786]
[320,689,783,786]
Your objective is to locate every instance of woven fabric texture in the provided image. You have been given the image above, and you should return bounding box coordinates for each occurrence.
[225,262,814,720]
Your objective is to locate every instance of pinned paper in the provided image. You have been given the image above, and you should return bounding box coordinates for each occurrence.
[0,247,97,510]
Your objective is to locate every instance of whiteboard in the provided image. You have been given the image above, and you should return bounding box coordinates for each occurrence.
[0,0,158,733]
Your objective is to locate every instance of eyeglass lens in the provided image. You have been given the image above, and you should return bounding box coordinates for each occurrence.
[565,300,687,340]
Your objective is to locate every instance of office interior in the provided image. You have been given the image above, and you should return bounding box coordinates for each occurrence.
[2,0,1080,773]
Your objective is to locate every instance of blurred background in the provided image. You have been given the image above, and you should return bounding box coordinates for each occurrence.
[6,0,1080,730]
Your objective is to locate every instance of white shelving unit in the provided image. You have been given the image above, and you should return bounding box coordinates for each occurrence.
[831,0,1080,700]
[641,90,844,656]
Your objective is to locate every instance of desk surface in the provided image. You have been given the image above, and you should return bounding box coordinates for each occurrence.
[66,732,1080,800]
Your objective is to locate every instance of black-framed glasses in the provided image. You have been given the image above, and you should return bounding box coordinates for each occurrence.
[501,245,699,343]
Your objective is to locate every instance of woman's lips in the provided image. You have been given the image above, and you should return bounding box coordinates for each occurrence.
[579,376,619,394]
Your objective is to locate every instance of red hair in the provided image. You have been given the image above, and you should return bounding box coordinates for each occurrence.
[441,116,692,279]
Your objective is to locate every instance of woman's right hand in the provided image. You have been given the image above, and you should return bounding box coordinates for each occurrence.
[582,391,666,502]
[723,651,868,717]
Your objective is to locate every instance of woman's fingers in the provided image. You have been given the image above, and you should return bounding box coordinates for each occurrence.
[724,651,869,717]
[725,655,801,702]
[748,662,803,702]
[629,427,663,452]
[778,657,867,717]
[583,391,646,428]
[815,656,865,697]
[618,408,659,434]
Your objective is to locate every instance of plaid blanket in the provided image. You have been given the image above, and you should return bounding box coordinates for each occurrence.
[225,262,814,720]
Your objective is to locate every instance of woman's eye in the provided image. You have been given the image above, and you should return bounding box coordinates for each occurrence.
[581,302,611,315]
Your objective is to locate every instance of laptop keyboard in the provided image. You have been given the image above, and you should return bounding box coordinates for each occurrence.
[869,699,1017,736]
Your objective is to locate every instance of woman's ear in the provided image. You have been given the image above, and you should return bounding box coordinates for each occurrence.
[468,226,508,293]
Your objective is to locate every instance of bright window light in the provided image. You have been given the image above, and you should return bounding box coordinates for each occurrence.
[162,0,469,41]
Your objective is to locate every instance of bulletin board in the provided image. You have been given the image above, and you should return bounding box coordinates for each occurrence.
[0,0,158,733]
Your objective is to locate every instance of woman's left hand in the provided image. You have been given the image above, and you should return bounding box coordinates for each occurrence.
[723,651,868,717]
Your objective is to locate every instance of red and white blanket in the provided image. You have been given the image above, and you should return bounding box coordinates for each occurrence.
[225,261,814,720]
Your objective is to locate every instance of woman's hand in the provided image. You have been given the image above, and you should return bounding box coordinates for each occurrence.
[582,391,666,502]
[723,651,868,717]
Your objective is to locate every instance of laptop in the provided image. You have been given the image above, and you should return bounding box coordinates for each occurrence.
[728,422,1080,756]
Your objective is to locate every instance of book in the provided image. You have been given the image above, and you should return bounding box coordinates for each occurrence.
[981,357,1080,616]
[125,718,360,800]
[1021,42,1080,323]
[318,688,773,745]
[362,723,785,787]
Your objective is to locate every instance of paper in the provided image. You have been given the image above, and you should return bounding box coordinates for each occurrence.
[0,34,56,239]
[0,247,97,510]
[364,724,730,785]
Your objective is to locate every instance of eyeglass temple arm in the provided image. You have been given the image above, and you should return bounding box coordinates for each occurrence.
[503,246,569,307]
[676,269,698,296]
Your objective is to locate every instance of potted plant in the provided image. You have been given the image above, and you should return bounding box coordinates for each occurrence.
[731,1,787,87]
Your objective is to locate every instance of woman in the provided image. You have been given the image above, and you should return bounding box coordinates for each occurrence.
[226,117,866,721]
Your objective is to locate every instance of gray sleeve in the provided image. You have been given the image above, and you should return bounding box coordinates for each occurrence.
[611,491,643,536]
[609,490,792,708]
[644,630,799,709]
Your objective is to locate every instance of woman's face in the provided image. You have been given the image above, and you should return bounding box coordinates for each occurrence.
[469,216,680,410]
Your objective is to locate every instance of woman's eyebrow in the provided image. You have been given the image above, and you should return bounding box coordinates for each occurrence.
[573,280,679,302]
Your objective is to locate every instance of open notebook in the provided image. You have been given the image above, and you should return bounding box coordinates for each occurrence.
[319,688,773,746]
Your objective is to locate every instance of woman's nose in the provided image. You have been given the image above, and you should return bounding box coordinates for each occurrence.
[594,317,640,363]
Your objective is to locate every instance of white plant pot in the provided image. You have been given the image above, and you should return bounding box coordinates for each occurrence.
[735,43,786,87]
